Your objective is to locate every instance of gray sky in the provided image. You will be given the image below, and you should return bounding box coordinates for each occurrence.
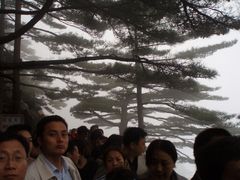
[169,30,240,116]
[197,30,240,115]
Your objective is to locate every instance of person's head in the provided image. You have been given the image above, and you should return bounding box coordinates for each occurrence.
[36,115,68,157]
[6,124,33,156]
[0,132,29,180]
[105,167,136,180]
[193,127,231,158]
[146,139,177,180]
[196,136,240,180]
[103,147,126,172]
[77,126,89,141]
[69,128,77,140]
[65,140,80,164]
[103,134,123,152]
[90,125,99,132]
[123,127,147,156]
[90,128,106,147]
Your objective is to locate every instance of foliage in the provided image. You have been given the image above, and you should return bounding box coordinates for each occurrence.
[0,0,239,151]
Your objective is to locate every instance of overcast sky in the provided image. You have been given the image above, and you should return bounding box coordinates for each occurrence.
[193,30,240,116]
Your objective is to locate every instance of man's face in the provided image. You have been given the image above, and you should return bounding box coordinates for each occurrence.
[39,121,69,157]
[0,140,28,180]
[132,138,146,156]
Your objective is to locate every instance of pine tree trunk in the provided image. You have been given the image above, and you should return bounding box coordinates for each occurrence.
[0,0,5,113]
[133,30,144,129]
[12,0,22,113]
[119,101,128,135]
[136,82,144,128]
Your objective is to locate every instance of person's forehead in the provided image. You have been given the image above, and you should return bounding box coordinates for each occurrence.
[18,130,31,136]
[44,121,67,130]
[152,150,172,160]
[108,150,122,155]
[136,138,145,144]
[0,140,25,152]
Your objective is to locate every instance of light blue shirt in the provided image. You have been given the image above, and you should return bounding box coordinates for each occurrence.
[42,155,73,180]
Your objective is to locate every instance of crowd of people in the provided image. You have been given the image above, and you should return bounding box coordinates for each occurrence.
[0,114,240,180]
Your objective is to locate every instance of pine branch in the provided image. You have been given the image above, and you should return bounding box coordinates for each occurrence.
[20,82,60,92]
[4,80,60,92]
[19,73,79,85]
[91,110,117,126]
[0,55,155,70]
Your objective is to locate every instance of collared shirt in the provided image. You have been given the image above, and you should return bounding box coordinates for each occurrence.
[42,155,73,180]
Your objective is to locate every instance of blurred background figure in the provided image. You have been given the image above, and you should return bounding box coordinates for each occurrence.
[123,127,147,176]
[66,140,98,180]
[69,128,78,141]
[90,125,99,133]
[6,124,34,163]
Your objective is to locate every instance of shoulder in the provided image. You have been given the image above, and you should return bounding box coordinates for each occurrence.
[25,161,40,180]
[172,171,188,180]
[62,156,75,165]
[62,156,82,180]
[137,154,147,176]
[25,154,55,180]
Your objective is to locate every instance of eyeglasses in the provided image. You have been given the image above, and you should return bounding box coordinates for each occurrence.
[0,153,27,164]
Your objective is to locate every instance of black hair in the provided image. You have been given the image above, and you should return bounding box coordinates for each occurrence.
[35,115,68,139]
[90,129,104,142]
[102,134,123,152]
[193,127,231,158]
[106,167,136,180]
[146,139,177,166]
[90,125,99,132]
[123,127,147,146]
[66,140,78,155]
[196,136,240,180]
[6,124,32,134]
[0,132,29,155]
[77,126,89,135]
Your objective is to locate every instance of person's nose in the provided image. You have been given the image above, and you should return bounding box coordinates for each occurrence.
[112,159,118,166]
[5,158,16,170]
[57,134,64,142]
[156,163,163,172]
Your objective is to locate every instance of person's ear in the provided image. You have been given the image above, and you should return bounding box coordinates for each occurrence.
[130,142,136,150]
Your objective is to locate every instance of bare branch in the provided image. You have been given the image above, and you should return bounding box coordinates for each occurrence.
[0,0,54,44]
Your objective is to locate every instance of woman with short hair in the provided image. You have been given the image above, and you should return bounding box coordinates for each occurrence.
[139,139,187,180]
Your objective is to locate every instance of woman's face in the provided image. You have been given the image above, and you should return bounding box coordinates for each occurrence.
[105,150,125,172]
[148,150,175,180]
